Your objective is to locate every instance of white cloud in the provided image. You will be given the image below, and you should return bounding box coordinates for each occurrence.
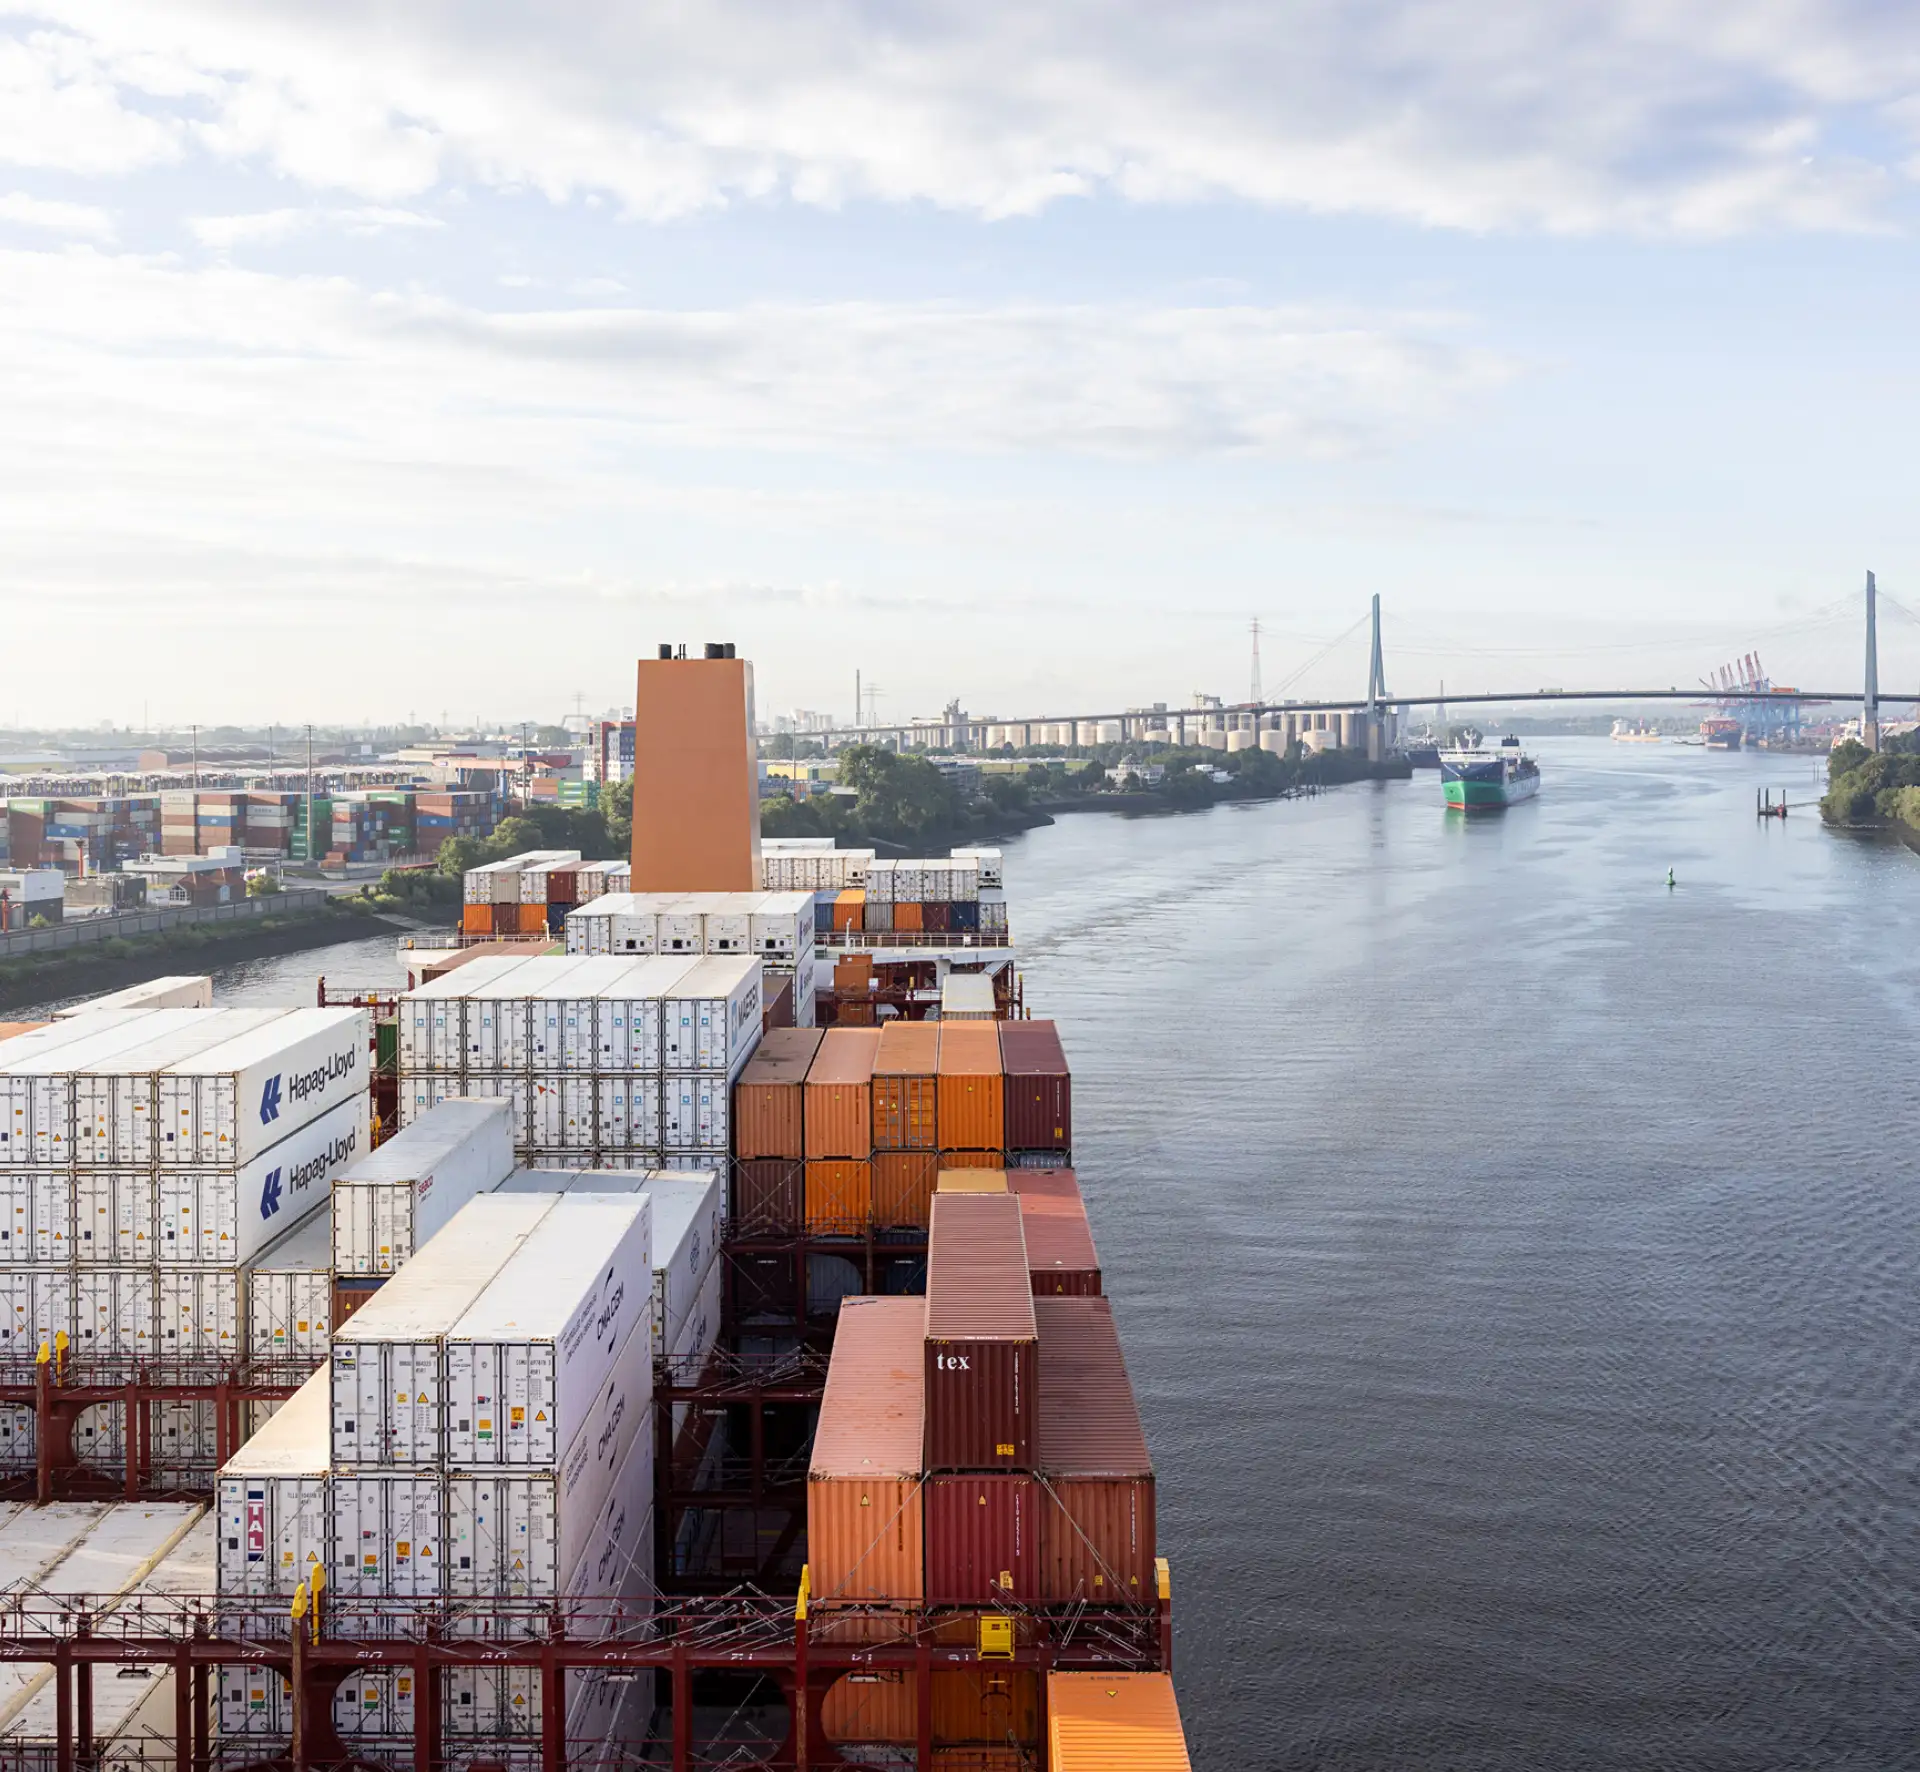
[189,205,443,249]
[0,190,113,236]
[7,2,1920,233]
[0,29,182,176]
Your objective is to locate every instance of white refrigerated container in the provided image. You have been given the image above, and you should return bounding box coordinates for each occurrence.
[443,1196,651,1467]
[591,957,693,1072]
[156,1092,366,1268]
[157,1008,368,1170]
[644,1170,723,1360]
[216,1365,329,1601]
[748,891,815,960]
[331,1098,516,1278]
[0,1011,187,1167]
[328,1194,557,1468]
[660,1073,735,1152]
[246,1212,334,1364]
[54,974,214,1015]
[659,958,761,1073]
[330,1469,447,1601]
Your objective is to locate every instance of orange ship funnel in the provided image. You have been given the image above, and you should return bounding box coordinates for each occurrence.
[629,643,762,891]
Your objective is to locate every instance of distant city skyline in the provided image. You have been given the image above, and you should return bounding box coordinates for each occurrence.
[5,4,1920,721]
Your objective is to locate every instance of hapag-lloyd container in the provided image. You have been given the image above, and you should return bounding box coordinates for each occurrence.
[158,1092,367,1267]
[158,1008,369,1170]
[999,1020,1071,1156]
[0,1011,199,1167]
[731,1028,822,1160]
[1,1170,79,1262]
[935,1022,1005,1154]
[661,957,763,1072]
[53,975,214,1016]
[1033,1297,1154,1603]
[872,1022,940,1152]
[73,1010,291,1168]
[331,1098,517,1278]
[808,1296,926,1604]
[1048,1672,1192,1772]
[216,1365,328,1602]
[805,1028,881,1160]
[330,1195,557,1468]
[246,1212,333,1362]
[923,1193,1037,1469]
[925,1473,1037,1604]
[443,1196,652,1466]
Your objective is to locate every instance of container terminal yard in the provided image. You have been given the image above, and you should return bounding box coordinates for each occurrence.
[0,647,1188,1770]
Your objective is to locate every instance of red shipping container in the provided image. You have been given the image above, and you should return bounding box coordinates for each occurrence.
[924,1193,1036,1469]
[999,1021,1071,1155]
[732,1159,804,1234]
[1033,1298,1154,1604]
[1018,1186,1101,1297]
[924,1474,1036,1605]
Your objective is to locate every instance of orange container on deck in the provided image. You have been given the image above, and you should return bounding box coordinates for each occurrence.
[832,889,866,933]
[805,1028,882,1158]
[872,1022,940,1151]
[808,1295,926,1603]
[733,1027,823,1159]
[460,904,492,935]
[1047,1672,1191,1771]
[872,1150,939,1230]
[518,903,552,934]
[937,1167,1007,1191]
[936,1023,1004,1154]
[806,1160,872,1234]
[893,901,924,934]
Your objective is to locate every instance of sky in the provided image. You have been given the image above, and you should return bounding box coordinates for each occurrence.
[5,0,1920,728]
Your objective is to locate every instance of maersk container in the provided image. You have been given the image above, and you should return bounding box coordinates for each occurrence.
[216,1365,328,1601]
[529,1075,597,1148]
[72,1011,289,1169]
[750,892,815,961]
[157,1008,368,1170]
[659,957,762,1072]
[592,957,694,1070]
[593,1077,660,1154]
[331,1098,517,1278]
[443,1196,652,1467]
[156,1092,366,1268]
[645,1171,723,1359]
[656,899,705,955]
[246,1212,333,1363]
[399,960,531,1073]
[527,958,639,1070]
[329,1195,557,1468]
[661,1072,734,1151]
[445,1424,654,1618]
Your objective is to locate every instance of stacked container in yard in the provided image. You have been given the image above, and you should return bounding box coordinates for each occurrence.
[999,1019,1072,1163]
[803,1028,880,1235]
[1012,1167,1102,1296]
[921,1191,1038,1605]
[936,1022,1005,1168]
[397,954,762,1171]
[0,1005,369,1479]
[871,1021,940,1231]
[730,1027,821,1233]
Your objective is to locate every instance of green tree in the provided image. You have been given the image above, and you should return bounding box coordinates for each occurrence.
[436,835,488,878]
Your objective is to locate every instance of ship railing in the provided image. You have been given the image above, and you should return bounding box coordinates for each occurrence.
[823,930,1011,951]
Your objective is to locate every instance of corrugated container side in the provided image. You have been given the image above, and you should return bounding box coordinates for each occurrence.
[872,1022,940,1151]
[998,1020,1071,1155]
[804,1029,881,1160]
[1047,1672,1192,1772]
[731,1158,802,1234]
[1018,1190,1101,1296]
[935,1023,1004,1154]
[731,1027,822,1159]
[871,1151,938,1230]
[923,1474,1035,1604]
[805,1161,871,1236]
[923,1194,1036,1469]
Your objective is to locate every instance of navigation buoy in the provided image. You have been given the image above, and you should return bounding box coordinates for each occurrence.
[1666,868,1676,889]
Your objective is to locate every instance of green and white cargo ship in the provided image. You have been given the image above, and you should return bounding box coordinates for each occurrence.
[1441,735,1540,809]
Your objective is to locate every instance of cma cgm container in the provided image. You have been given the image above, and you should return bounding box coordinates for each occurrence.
[807,1295,925,1604]
[442,1196,652,1466]
[216,1365,329,1604]
[923,1192,1037,1469]
[1034,1297,1154,1603]
[331,1099,517,1277]
[999,1020,1071,1156]
[157,1008,368,1170]
[804,1029,881,1160]
[731,1028,821,1160]
[935,1023,1004,1155]
[329,1195,557,1468]
[1048,1673,1191,1772]
[1014,1169,1101,1296]
[871,1022,939,1152]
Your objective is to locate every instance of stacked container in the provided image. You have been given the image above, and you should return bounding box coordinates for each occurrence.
[1012,1168,1101,1296]
[730,1028,821,1233]
[802,1029,880,1235]
[871,1022,940,1231]
[757,848,873,892]
[999,1020,1072,1162]
[1047,1672,1191,1770]
[0,1006,369,1482]
[331,1098,517,1279]
[935,1023,1004,1167]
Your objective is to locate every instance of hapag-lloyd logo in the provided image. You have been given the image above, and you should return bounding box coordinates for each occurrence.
[260,1045,357,1124]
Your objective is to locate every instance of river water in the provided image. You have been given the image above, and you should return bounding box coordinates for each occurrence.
[15,739,1914,1767]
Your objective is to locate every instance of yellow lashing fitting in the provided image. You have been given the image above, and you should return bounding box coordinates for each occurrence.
[1155,1556,1171,1601]
[978,1615,1014,1660]
[795,1565,811,1622]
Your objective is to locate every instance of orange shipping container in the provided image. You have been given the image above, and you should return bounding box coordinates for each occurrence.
[806,1160,872,1234]
[936,1154,1003,1176]
[872,1022,940,1150]
[893,901,924,933]
[805,1028,881,1159]
[518,902,552,934]
[936,1023,1004,1153]
[808,1296,925,1603]
[872,1150,938,1231]
[820,1670,1039,1752]
[833,888,866,933]
[1047,1673,1191,1772]
[822,1674,914,1746]
[733,1027,823,1159]
[460,904,492,935]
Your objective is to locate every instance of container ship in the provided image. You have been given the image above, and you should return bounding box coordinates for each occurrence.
[1440,734,1541,809]
[0,644,1192,1771]
[1700,717,1744,751]
[1610,719,1662,743]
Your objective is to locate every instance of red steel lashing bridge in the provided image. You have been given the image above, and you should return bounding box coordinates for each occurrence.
[0,1583,1173,1771]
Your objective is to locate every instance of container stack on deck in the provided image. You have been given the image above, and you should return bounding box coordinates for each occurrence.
[0,1006,368,1485]
[462,852,629,939]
